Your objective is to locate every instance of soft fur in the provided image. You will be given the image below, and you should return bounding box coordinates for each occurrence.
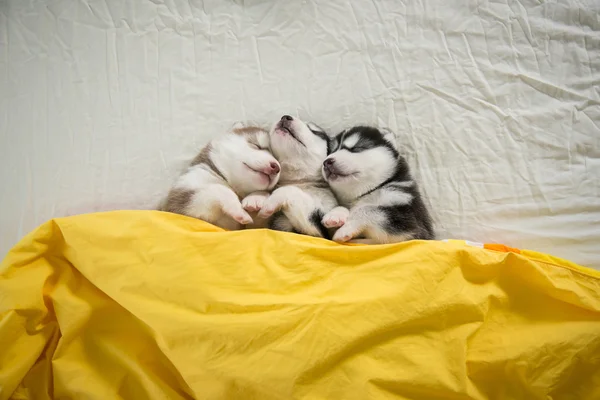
[250,115,338,238]
[321,126,434,244]
[161,124,280,230]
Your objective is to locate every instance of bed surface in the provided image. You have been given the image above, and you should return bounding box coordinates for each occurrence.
[1,0,599,268]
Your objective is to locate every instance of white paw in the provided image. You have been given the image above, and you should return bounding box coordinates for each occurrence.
[258,205,277,219]
[322,207,349,228]
[242,194,268,213]
[332,225,358,243]
[257,197,282,219]
[225,207,253,225]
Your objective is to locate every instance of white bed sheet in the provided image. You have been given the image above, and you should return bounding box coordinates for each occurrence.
[1,0,599,269]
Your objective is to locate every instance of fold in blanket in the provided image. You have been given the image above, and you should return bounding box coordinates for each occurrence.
[1,211,599,400]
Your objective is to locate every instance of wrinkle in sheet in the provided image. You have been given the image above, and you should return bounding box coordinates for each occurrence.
[417,84,478,114]
[1,0,599,271]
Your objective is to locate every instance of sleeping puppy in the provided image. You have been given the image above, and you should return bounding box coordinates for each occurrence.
[250,115,338,238]
[161,124,280,230]
[321,126,434,244]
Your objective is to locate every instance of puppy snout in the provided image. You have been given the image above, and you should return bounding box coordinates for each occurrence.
[269,162,280,175]
[281,115,293,121]
[323,158,335,169]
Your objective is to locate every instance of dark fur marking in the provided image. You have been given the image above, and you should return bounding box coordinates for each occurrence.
[161,188,194,215]
[269,212,294,232]
[336,126,399,158]
[270,210,330,239]
[381,196,434,240]
[378,161,434,240]
[309,209,330,239]
[232,126,266,136]
[190,144,227,181]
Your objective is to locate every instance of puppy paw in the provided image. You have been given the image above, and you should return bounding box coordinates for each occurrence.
[225,207,254,225]
[242,192,268,213]
[257,197,282,219]
[258,205,277,219]
[332,225,359,243]
[234,211,254,225]
[322,207,349,228]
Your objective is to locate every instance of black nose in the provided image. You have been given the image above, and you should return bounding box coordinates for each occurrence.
[323,158,334,167]
[281,115,293,121]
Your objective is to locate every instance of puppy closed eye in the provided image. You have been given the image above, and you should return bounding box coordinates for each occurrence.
[249,143,267,150]
[345,138,375,153]
[346,145,366,153]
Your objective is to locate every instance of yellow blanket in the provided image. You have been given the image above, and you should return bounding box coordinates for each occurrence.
[1,211,599,400]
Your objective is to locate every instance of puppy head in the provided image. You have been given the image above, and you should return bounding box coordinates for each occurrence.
[211,125,280,196]
[322,126,400,200]
[269,115,332,180]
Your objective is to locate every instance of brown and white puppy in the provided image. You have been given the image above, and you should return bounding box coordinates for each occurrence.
[161,124,280,230]
[251,115,338,238]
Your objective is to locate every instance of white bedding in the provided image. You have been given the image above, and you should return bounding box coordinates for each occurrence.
[1,0,599,269]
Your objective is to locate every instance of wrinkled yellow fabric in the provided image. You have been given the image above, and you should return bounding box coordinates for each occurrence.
[1,211,599,400]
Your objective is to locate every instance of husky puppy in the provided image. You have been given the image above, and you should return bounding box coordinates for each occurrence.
[252,115,338,238]
[161,124,281,230]
[321,126,434,244]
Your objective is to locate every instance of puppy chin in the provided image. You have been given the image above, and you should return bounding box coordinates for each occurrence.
[267,176,279,190]
[323,169,337,182]
[240,174,269,192]
[323,165,355,182]
[325,173,348,183]
[256,175,271,187]
[273,134,300,149]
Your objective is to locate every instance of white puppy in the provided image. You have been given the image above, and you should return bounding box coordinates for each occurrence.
[251,115,338,238]
[322,125,434,244]
[161,124,280,230]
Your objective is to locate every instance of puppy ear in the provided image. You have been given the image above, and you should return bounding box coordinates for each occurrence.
[327,129,345,155]
[307,122,336,154]
[381,128,399,150]
[231,121,245,130]
[326,137,337,155]
[307,122,325,133]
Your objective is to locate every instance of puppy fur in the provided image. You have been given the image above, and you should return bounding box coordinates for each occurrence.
[252,115,338,238]
[321,126,434,244]
[161,123,281,230]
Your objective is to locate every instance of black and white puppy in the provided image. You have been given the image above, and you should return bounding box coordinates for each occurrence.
[251,115,338,238]
[321,126,434,244]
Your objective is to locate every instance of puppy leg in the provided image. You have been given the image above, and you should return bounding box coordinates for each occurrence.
[258,186,305,218]
[242,191,272,229]
[332,206,385,243]
[188,185,253,225]
[241,191,269,213]
[259,186,324,237]
[332,220,365,243]
[333,206,416,244]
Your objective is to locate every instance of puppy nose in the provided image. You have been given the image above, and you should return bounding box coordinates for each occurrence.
[281,115,293,121]
[269,162,280,175]
[323,158,335,167]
